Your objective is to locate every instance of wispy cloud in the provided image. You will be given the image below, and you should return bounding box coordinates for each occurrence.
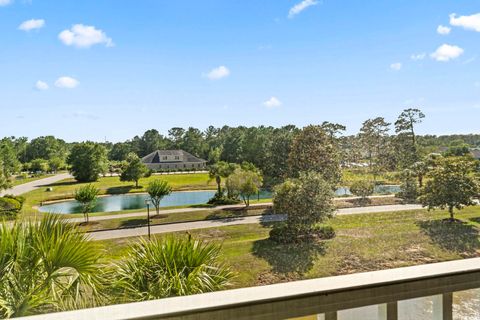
[263,96,282,108]
[390,62,402,71]
[437,25,451,35]
[430,44,464,62]
[59,24,113,48]
[288,0,318,18]
[204,66,230,80]
[0,0,12,6]
[450,13,480,32]
[18,19,45,31]
[55,76,79,88]
[410,53,426,61]
[35,80,49,90]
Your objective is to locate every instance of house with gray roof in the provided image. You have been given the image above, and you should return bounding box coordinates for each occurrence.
[141,150,207,171]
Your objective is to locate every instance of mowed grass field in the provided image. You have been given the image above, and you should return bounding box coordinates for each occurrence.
[20,173,215,217]
[98,207,480,289]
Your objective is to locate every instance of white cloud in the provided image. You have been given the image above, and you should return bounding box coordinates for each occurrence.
[0,0,12,6]
[35,80,48,90]
[18,19,45,31]
[58,24,113,48]
[390,62,402,71]
[204,66,230,80]
[410,53,426,61]
[450,13,480,32]
[430,44,464,62]
[54,76,79,89]
[263,96,282,108]
[288,0,318,18]
[437,25,451,35]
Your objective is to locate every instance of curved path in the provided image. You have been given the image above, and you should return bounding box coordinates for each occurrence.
[89,204,423,241]
[0,173,72,197]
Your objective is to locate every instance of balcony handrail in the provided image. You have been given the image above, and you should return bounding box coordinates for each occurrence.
[18,257,480,320]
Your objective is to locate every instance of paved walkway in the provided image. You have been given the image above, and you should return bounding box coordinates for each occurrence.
[0,173,72,196]
[89,203,423,241]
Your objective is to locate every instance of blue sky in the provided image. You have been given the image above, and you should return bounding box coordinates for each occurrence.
[1,0,480,142]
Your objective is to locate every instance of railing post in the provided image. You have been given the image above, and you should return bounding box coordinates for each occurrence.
[386,302,398,320]
[442,293,453,320]
[324,311,337,320]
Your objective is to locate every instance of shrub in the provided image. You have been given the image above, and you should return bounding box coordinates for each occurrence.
[349,180,374,203]
[0,197,22,217]
[207,192,241,205]
[114,236,233,301]
[397,174,418,203]
[269,223,335,244]
[272,172,335,242]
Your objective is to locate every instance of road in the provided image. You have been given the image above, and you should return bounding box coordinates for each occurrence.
[0,173,72,196]
[89,203,423,241]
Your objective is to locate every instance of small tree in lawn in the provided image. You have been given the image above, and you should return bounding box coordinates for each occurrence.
[226,168,263,207]
[397,169,418,203]
[120,153,149,188]
[419,157,479,221]
[147,179,172,215]
[74,184,99,224]
[272,171,335,242]
[349,180,374,204]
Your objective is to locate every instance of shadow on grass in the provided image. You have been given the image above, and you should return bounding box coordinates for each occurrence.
[469,217,480,224]
[120,218,147,228]
[417,219,480,255]
[252,239,326,274]
[105,186,135,194]
[40,180,78,187]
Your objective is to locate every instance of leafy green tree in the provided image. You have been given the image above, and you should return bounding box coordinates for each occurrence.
[411,161,428,187]
[208,161,239,198]
[114,236,233,301]
[288,125,341,186]
[359,117,391,181]
[443,144,470,157]
[74,184,100,223]
[395,108,425,167]
[67,142,108,182]
[419,157,479,220]
[109,142,134,161]
[30,158,48,173]
[26,136,68,162]
[0,215,106,318]
[226,168,263,207]
[47,157,65,173]
[350,180,375,203]
[0,161,11,192]
[120,153,148,188]
[137,129,169,157]
[0,138,21,177]
[397,169,418,203]
[320,121,346,140]
[264,126,298,185]
[108,160,123,176]
[273,171,335,240]
[146,180,172,215]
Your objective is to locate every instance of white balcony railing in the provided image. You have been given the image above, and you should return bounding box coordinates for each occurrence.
[18,258,480,320]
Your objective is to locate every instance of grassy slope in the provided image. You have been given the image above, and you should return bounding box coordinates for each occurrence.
[99,206,480,289]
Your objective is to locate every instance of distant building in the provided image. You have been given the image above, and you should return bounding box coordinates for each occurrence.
[470,149,480,160]
[141,150,207,171]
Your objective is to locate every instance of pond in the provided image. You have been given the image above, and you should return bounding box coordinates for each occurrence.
[38,185,401,214]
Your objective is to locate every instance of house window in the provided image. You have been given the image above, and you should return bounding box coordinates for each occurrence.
[183,164,186,168]
[163,156,167,160]
[175,156,180,160]
[175,164,177,168]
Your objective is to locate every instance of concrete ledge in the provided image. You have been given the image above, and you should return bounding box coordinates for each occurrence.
[18,258,480,320]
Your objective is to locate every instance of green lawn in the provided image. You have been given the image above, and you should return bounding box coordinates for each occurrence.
[10,174,56,186]
[99,206,480,289]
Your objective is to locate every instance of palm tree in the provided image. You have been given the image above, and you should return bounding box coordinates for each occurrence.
[146,179,172,215]
[114,235,233,302]
[0,215,106,318]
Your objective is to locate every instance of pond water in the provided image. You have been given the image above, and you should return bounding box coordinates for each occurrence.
[38,185,401,214]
